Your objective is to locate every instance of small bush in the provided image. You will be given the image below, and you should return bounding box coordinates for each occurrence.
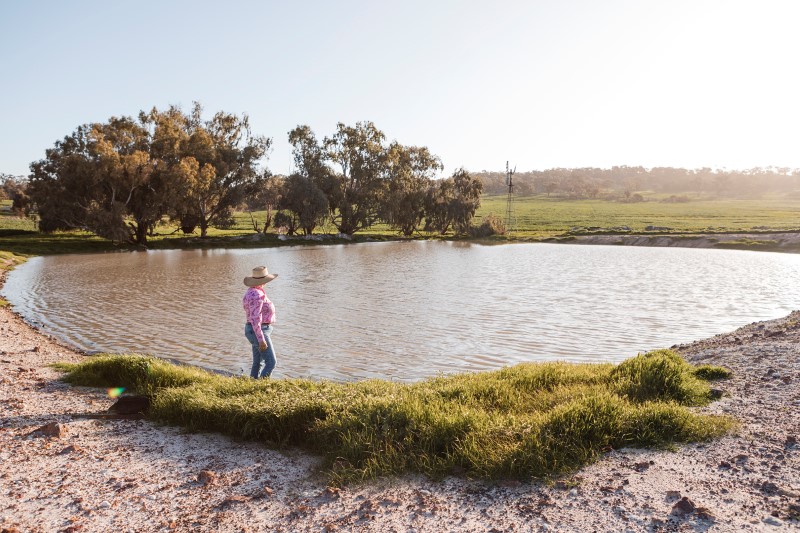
[469,214,506,237]
[610,349,716,405]
[692,364,732,380]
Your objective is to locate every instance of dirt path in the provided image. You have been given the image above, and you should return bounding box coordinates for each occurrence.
[1,274,799,531]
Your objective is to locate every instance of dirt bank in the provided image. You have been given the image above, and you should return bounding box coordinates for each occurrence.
[1,274,799,531]
[559,232,800,253]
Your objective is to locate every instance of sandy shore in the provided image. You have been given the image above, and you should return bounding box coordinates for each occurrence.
[1,272,799,532]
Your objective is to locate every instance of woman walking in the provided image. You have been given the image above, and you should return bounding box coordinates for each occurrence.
[243,266,278,378]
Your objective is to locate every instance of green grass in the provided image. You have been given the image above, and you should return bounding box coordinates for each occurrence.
[478,194,800,237]
[57,349,734,483]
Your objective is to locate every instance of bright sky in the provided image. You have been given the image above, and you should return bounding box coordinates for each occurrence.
[2,0,799,177]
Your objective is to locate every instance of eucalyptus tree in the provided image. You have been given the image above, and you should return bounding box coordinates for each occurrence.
[323,121,388,235]
[161,104,272,237]
[277,173,329,235]
[424,168,483,235]
[243,173,283,233]
[28,103,271,244]
[450,168,483,234]
[28,117,167,245]
[0,174,30,214]
[382,142,442,236]
[284,125,330,233]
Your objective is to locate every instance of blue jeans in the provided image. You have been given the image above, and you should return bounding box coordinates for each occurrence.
[245,323,276,378]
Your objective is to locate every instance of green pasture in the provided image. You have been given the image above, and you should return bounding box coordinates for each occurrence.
[57,350,733,483]
[477,194,800,237]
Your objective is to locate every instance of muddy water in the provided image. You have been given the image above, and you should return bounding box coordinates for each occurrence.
[4,241,800,381]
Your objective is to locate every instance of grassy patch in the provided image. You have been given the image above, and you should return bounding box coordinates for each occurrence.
[58,351,734,482]
[477,194,800,238]
[0,249,28,274]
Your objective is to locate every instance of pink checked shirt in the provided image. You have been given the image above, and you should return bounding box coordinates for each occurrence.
[243,286,276,344]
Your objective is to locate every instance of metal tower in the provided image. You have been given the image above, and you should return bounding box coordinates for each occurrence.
[504,161,516,233]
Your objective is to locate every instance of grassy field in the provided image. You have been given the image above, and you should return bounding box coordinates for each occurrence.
[57,350,733,483]
[478,194,800,237]
[2,194,799,255]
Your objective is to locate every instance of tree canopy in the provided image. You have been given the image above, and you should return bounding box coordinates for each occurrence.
[27,104,271,244]
[25,110,488,242]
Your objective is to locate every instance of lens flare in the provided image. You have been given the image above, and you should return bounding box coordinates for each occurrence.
[107,387,125,398]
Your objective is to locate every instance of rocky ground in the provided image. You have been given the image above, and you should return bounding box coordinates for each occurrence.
[1,275,799,531]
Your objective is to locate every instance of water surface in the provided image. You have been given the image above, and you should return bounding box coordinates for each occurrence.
[4,241,800,381]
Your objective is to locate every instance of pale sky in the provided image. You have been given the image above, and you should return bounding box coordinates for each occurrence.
[2,0,799,177]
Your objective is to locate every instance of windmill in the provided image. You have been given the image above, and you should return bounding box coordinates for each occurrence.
[504,161,516,233]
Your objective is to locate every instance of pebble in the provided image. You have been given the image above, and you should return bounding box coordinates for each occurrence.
[762,516,783,526]
[98,500,111,509]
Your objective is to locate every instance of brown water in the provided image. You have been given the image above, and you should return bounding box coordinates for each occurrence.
[4,241,800,381]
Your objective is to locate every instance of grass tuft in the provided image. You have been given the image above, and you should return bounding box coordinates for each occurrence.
[58,350,735,482]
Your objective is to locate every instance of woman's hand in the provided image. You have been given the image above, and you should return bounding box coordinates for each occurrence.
[259,340,267,352]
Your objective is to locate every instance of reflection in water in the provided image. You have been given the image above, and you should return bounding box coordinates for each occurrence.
[4,242,800,382]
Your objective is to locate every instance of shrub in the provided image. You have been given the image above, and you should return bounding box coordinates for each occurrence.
[469,213,506,237]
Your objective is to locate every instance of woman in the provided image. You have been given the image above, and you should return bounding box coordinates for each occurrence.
[243,265,278,378]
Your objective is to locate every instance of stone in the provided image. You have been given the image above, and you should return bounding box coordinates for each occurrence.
[59,445,81,455]
[219,495,250,508]
[28,422,63,438]
[665,490,681,500]
[671,497,696,516]
[108,395,150,415]
[198,470,217,486]
[695,507,716,521]
[321,487,341,499]
[761,481,780,495]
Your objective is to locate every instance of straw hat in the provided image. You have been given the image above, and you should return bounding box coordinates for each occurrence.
[243,266,278,287]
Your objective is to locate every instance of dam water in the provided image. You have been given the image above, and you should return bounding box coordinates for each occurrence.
[4,241,800,381]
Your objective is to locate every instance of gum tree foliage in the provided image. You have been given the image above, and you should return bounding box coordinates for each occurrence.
[424,168,483,235]
[280,125,330,235]
[147,103,271,237]
[28,117,167,244]
[243,173,283,233]
[381,142,442,236]
[27,104,271,243]
[0,174,31,214]
[323,121,388,235]
[277,173,329,235]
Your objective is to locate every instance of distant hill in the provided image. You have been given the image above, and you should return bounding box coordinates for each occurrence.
[473,166,800,199]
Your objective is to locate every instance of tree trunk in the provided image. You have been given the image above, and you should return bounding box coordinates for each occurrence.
[134,223,148,245]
